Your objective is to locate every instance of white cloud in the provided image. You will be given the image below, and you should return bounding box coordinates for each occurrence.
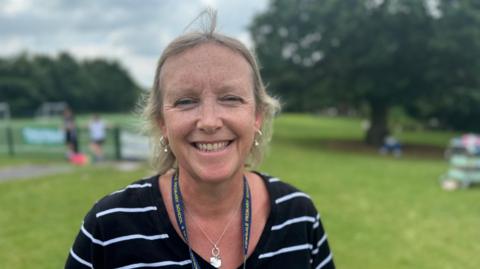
[1,0,33,16]
[200,0,218,8]
[0,0,269,87]
[0,37,31,56]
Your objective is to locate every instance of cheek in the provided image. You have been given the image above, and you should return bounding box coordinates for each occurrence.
[160,113,177,137]
[230,110,259,136]
[162,112,194,138]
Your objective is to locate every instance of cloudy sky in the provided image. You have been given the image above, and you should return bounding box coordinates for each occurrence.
[0,0,269,87]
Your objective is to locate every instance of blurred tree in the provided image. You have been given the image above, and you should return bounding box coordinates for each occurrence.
[250,0,480,145]
[83,59,141,112]
[0,52,142,116]
[0,78,42,115]
[0,54,44,115]
[406,0,480,131]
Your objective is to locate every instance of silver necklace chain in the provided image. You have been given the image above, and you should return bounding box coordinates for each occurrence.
[189,202,240,249]
[188,202,241,268]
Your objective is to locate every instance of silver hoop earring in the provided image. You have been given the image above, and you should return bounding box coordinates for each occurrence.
[160,136,169,153]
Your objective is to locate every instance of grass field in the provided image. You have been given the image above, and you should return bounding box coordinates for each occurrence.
[0,114,478,269]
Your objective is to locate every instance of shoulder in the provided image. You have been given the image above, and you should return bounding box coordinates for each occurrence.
[89,175,158,216]
[255,172,318,216]
[82,175,160,230]
[256,172,315,207]
[251,173,335,268]
[67,175,177,268]
[77,174,164,248]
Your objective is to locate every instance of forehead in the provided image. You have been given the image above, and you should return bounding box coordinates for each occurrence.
[159,43,253,93]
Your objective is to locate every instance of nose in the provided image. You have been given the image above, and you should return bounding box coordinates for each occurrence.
[196,100,222,133]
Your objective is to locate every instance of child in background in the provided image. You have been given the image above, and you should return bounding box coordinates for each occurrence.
[63,107,78,158]
[88,114,106,162]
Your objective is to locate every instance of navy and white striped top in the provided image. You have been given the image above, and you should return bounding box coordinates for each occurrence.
[66,173,335,269]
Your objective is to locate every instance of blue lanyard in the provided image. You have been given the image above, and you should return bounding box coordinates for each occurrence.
[171,172,251,269]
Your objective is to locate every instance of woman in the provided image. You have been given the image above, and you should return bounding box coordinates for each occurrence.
[66,11,335,269]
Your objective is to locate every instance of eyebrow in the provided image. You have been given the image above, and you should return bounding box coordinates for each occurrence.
[164,81,249,99]
[217,85,246,94]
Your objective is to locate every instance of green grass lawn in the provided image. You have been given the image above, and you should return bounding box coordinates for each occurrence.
[0,165,149,268]
[0,114,478,269]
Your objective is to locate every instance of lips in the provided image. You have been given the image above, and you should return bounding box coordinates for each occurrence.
[193,141,232,152]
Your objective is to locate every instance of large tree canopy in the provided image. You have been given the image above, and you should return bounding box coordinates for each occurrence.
[0,52,142,116]
[250,0,480,145]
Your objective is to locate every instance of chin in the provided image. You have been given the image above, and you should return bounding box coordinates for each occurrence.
[201,169,239,183]
[188,163,244,183]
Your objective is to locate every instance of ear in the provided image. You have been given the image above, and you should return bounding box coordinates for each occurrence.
[156,116,167,136]
[254,110,263,131]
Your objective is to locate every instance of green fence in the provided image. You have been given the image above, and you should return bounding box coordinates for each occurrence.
[0,125,123,160]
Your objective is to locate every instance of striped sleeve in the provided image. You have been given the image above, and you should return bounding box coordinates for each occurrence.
[65,178,176,269]
[310,213,335,269]
[65,204,104,269]
[257,175,335,269]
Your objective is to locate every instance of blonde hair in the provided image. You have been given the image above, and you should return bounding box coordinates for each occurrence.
[142,9,281,174]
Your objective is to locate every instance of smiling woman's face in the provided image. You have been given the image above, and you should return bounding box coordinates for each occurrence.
[158,42,262,183]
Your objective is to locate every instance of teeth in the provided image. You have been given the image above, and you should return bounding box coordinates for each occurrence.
[196,142,229,152]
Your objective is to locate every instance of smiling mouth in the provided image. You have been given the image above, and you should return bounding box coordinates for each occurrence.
[193,141,232,152]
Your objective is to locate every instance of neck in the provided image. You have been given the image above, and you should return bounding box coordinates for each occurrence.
[177,169,245,220]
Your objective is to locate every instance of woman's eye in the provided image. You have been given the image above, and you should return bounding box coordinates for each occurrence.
[174,98,197,107]
[220,95,243,104]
